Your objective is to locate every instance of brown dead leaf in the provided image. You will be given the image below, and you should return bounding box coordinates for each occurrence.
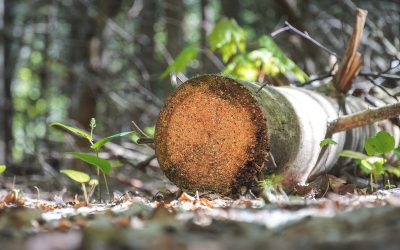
[328,175,347,193]
[179,192,195,202]
[37,203,57,212]
[337,184,356,195]
[3,191,16,204]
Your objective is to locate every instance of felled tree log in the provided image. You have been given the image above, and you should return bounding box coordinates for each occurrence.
[154,75,399,194]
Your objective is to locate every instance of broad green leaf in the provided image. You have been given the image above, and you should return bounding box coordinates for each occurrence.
[67,152,111,174]
[0,165,6,174]
[208,18,246,62]
[339,150,369,160]
[61,169,90,183]
[320,138,337,148]
[91,131,133,151]
[364,131,395,156]
[51,122,93,142]
[161,45,198,79]
[387,166,400,177]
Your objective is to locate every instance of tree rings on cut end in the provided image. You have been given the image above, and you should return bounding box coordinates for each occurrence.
[155,75,268,194]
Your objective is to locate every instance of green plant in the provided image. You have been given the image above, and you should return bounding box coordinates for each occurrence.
[162,18,308,83]
[0,165,6,174]
[339,131,399,191]
[51,118,134,202]
[60,169,90,205]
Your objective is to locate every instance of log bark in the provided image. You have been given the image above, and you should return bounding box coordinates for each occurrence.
[154,75,399,194]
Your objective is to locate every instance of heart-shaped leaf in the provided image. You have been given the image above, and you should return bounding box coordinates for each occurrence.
[67,152,111,174]
[61,169,90,183]
[364,131,395,156]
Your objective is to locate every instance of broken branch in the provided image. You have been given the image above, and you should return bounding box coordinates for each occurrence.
[328,102,400,134]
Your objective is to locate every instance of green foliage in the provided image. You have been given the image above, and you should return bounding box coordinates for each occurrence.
[320,138,337,148]
[339,150,368,160]
[161,45,198,79]
[0,165,6,174]
[143,126,155,137]
[339,131,399,191]
[260,174,284,189]
[162,18,307,84]
[208,18,246,62]
[60,169,90,183]
[51,118,135,202]
[364,131,395,156]
[91,131,133,151]
[50,122,93,143]
[67,152,111,174]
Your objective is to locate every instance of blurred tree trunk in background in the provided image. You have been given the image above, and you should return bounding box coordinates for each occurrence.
[137,0,167,98]
[165,0,184,58]
[0,0,16,165]
[68,0,121,131]
[221,0,240,22]
[200,0,217,73]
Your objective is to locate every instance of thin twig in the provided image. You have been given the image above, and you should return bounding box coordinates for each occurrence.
[364,76,398,101]
[359,72,400,80]
[271,21,340,59]
[131,120,148,138]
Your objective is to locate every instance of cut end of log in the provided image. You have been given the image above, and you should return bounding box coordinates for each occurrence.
[155,75,268,194]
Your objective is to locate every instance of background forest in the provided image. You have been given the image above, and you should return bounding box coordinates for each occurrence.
[0,0,399,180]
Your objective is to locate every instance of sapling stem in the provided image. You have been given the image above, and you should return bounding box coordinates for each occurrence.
[82,183,89,205]
[103,172,110,201]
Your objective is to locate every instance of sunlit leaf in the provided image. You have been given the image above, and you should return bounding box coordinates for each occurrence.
[223,54,259,81]
[89,179,99,187]
[208,18,246,62]
[67,152,111,174]
[258,35,308,83]
[61,169,90,183]
[131,131,140,144]
[365,131,395,156]
[91,131,133,151]
[387,166,400,177]
[144,126,155,137]
[161,45,198,79]
[320,138,337,148]
[0,165,6,174]
[360,159,373,174]
[50,122,93,142]
[339,150,368,160]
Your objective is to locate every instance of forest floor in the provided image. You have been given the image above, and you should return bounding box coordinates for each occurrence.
[1,162,400,250]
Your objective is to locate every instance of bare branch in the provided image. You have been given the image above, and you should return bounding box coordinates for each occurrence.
[328,102,400,134]
[271,21,339,59]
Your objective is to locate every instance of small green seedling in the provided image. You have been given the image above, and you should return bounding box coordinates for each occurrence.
[339,131,398,191]
[61,169,90,205]
[51,118,134,202]
[0,165,6,174]
[319,138,337,148]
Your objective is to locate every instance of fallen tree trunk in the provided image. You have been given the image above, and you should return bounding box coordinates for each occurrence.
[154,75,399,194]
